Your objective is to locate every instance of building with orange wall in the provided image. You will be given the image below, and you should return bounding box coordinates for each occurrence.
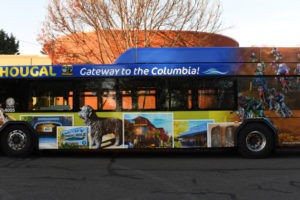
[44,30,238,65]
[0,55,52,66]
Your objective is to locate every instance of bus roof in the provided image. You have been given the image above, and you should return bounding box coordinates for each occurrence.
[114,47,241,64]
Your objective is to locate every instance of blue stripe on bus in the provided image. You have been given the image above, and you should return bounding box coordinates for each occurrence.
[114,47,241,64]
[0,63,241,78]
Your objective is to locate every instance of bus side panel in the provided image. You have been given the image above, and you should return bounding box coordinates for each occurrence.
[5,111,300,150]
[4,111,240,150]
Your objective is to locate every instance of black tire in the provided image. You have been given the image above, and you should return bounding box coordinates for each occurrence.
[0,125,35,157]
[237,124,274,158]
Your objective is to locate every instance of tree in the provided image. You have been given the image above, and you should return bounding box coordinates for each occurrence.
[39,0,223,64]
[0,29,19,54]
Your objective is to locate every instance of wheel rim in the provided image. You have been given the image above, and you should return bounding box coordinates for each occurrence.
[7,130,28,151]
[246,131,266,152]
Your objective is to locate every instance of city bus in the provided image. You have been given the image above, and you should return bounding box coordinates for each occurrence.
[0,47,300,158]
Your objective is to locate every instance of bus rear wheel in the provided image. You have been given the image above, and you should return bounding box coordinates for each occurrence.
[237,124,274,158]
[1,125,35,157]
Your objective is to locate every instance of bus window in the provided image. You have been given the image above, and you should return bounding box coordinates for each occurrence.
[79,92,98,110]
[119,78,160,111]
[30,80,73,111]
[169,78,192,110]
[79,90,117,111]
[122,90,132,110]
[101,91,116,110]
[170,89,190,110]
[79,79,117,111]
[137,90,156,110]
[198,89,218,109]
[0,79,29,112]
[195,78,235,110]
[31,92,73,111]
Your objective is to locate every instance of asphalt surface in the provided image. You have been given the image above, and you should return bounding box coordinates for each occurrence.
[1,149,300,200]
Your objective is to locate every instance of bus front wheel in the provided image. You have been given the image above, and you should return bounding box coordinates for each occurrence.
[237,124,274,158]
[1,125,35,157]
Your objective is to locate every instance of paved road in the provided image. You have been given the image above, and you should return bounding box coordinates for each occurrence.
[1,149,300,200]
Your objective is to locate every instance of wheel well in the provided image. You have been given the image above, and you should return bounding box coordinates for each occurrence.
[235,120,278,147]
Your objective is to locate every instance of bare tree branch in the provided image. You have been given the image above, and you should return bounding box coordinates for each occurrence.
[38,0,225,64]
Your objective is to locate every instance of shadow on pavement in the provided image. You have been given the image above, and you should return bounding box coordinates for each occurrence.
[29,148,300,159]
[2,147,300,159]
[34,148,237,158]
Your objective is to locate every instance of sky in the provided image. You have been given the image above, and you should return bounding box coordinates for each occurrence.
[221,0,300,47]
[0,0,48,55]
[0,0,299,55]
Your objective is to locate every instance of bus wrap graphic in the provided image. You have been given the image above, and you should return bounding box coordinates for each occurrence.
[0,63,237,78]
[57,126,90,149]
